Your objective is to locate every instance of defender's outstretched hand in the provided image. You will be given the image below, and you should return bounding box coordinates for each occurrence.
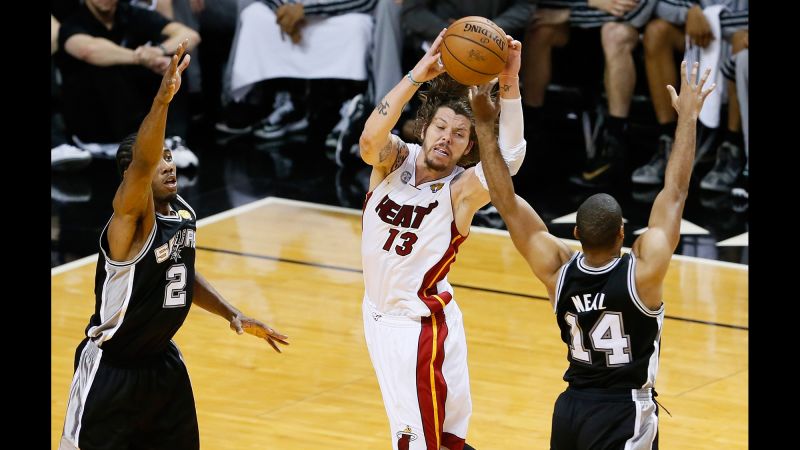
[155,39,192,105]
[230,313,290,353]
[668,61,716,119]
[468,79,500,124]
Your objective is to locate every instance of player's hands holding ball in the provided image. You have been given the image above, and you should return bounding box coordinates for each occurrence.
[499,35,522,79]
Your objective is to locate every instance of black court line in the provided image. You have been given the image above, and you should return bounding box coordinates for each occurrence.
[198,246,748,331]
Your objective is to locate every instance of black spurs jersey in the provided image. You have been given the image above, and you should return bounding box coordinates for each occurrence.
[86,195,198,362]
[554,252,664,389]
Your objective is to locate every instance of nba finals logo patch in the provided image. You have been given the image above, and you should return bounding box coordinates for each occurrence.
[401,171,412,184]
[178,209,192,219]
[430,183,444,193]
[395,425,418,442]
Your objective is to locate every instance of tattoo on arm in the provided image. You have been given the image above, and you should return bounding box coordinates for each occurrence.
[376,99,390,116]
[390,143,409,172]
[378,138,393,163]
[502,84,511,92]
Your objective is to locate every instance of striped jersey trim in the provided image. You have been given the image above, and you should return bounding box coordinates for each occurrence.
[89,263,137,344]
[554,252,579,313]
[98,216,157,267]
[627,252,665,317]
[576,253,622,274]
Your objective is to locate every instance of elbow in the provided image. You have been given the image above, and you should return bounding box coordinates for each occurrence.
[358,132,375,162]
[76,43,99,64]
[507,145,526,176]
[662,184,689,203]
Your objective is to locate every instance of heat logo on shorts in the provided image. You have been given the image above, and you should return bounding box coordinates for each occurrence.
[396,425,418,441]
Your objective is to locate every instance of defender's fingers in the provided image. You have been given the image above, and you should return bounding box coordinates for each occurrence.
[701,83,717,101]
[679,61,688,85]
[697,67,712,90]
[266,338,281,353]
[666,85,678,105]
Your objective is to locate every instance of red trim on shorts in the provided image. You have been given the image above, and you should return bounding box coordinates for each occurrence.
[441,432,465,450]
[417,313,450,450]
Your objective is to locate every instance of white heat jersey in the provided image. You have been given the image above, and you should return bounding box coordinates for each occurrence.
[362,143,468,318]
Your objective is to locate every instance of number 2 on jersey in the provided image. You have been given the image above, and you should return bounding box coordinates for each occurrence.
[565,311,632,366]
[164,263,187,307]
[382,228,418,256]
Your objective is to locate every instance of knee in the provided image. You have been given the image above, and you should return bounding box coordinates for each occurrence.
[602,22,638,53]
[643,19,674,52]
[527,23,565,48]
[731,29,749,53]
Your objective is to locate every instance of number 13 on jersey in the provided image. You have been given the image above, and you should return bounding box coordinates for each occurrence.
[382,228,418,256]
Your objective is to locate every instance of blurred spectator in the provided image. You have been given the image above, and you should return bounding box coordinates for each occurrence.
[56,0,201,168]
[723,32,747,200]
[218,0,376,143]
[52,13,92,171]
[631,0,747,193]
[521,0,658,188]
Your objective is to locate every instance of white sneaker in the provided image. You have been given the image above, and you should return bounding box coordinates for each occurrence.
[51,144,92,171]
[165,136,199,169]
[71,135,119,158]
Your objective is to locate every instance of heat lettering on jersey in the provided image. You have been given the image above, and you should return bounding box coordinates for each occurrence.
[374,195,439,229]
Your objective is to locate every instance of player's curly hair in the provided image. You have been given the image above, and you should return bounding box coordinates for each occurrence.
[413,74,498,168]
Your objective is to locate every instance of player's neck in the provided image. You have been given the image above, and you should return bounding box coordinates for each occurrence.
[582,251,619,268]
[155,201,173,216]
[415,157,455,185]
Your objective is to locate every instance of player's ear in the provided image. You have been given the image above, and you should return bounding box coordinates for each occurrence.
[573,226,580,241]
[464,140,474,155]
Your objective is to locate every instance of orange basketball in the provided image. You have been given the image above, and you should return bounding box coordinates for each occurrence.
[440,16,508,86]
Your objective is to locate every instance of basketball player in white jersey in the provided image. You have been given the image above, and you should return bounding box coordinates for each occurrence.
[359,28,525,450]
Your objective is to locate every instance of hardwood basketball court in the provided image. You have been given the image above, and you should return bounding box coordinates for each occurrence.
[51,197,748,449]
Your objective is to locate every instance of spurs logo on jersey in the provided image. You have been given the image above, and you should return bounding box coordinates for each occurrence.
[154,228,197,263]
[362,144,468,317]
[87,195,198,361]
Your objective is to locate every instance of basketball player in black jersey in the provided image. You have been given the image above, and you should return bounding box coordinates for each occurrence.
[471,61,714,449]
[58,40,289,450]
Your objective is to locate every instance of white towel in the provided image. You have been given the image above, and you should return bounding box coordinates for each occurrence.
[683,4,725,128]
[230,2,374,102]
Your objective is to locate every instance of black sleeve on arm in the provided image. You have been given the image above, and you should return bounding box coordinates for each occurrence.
[58,19,88,51]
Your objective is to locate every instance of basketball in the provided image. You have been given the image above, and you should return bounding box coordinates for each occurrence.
[440,16,508,86]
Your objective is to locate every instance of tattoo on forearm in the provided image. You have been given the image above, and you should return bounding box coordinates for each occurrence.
[376,99,390,116]
[502,84,511,92]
